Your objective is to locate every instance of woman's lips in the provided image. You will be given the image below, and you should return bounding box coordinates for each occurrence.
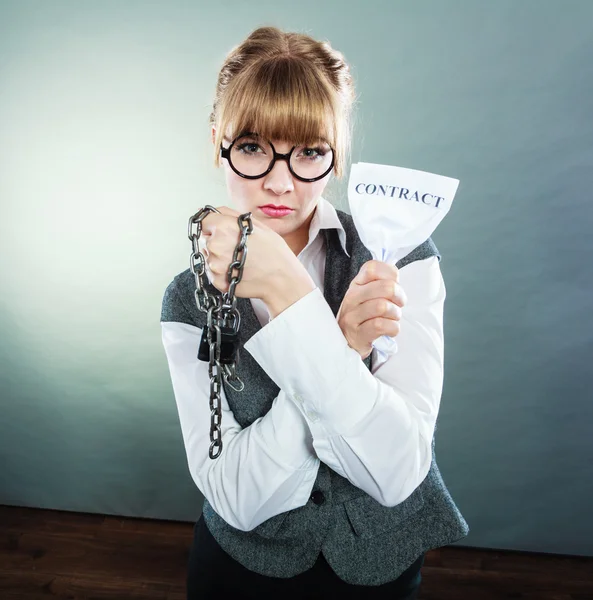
[259,206,294,217]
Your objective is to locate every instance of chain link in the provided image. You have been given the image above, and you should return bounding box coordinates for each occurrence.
[188,205,254,459]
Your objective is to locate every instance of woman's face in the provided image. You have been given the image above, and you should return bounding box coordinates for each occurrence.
[212,125,333,254]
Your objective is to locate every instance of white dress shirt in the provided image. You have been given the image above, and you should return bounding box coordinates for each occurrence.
[161,196,446,532]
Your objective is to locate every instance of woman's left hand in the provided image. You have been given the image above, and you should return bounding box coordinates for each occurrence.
[199,205,300,301]
[336,260,407,360]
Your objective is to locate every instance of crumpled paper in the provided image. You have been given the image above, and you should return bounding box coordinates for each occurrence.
[347,162,460,359]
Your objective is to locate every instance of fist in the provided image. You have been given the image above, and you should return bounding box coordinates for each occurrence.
[199,205,298,301]
[336,260,408,360]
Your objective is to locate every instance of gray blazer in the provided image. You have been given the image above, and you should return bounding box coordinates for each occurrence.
[161,208,469,586]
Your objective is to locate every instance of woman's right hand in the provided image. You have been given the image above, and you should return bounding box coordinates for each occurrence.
[336,260,408,360]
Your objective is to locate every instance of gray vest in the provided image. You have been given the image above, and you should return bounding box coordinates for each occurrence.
[162,208,469,586]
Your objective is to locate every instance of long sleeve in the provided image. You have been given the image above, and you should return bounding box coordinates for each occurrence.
[243,255,445,508]
[161,291,321,533]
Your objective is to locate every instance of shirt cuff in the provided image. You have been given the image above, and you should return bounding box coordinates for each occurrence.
[243,287,377,436]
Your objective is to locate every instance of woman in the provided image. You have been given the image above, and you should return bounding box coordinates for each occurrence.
[161,25,469,600]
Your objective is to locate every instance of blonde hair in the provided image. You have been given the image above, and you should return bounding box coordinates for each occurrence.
[209,26,357,179]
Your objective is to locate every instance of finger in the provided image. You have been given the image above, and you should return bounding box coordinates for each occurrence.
[200,212,220,236]
[342,276,401,320]
[354,260,399,286]
[200,212,237,239]
[198,230,210,250]
[203,255,214,284]
[215,205,251,226]
[206,257,218,274]
[354,297,402,327]
[356,278,407,308]
[360,316,401,341]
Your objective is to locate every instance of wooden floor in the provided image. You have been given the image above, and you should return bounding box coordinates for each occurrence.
[1,504,592,599]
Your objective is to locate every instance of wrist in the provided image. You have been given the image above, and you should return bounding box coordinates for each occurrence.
[263,263,316,320]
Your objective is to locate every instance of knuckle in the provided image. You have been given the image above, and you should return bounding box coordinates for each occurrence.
[378,299,390,316]
[365,261,378,277]
[373,318,384,334]
[382,300,398,319]
[382,279,396,297]
[391,283,403,306]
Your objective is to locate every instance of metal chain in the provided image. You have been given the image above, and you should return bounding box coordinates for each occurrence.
[187,205,254,459]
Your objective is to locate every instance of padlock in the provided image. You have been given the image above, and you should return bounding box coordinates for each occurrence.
[198,325,239,364]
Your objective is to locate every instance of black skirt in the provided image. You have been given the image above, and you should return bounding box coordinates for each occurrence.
[187,513,424,600]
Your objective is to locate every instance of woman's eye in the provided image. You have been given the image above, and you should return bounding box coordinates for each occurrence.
[238,143,262,154]
[300,147,325,160]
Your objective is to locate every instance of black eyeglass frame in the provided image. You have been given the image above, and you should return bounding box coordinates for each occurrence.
[220,132,335,183]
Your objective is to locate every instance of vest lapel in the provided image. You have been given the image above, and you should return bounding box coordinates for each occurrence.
[322,226,348,318]
[322,224,373,372]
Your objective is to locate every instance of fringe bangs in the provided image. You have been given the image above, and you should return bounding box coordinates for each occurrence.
[218,58,339,148]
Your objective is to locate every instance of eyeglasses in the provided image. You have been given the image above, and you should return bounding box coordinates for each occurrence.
[220,132,335,182]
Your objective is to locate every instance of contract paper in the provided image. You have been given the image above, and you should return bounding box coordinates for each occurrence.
[347,162,459,358]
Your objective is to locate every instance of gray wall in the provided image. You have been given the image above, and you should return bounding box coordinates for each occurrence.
[1,0,592,556]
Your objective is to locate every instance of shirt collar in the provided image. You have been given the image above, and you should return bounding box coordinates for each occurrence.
[309,196,350,258]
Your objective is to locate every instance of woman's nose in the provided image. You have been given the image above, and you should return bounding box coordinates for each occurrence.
[263,158,295,192]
